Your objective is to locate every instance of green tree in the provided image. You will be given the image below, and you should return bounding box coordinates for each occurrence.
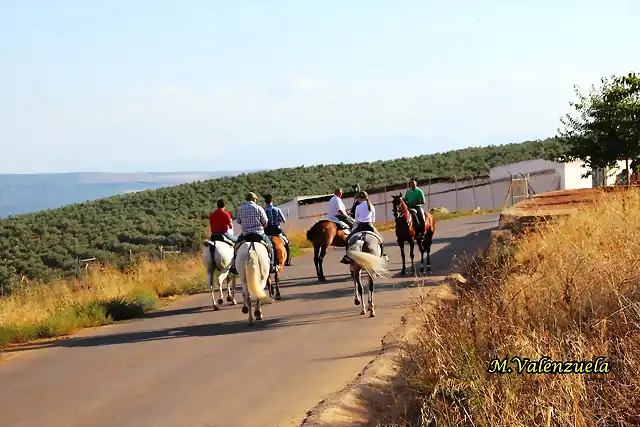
[550,72,640,177]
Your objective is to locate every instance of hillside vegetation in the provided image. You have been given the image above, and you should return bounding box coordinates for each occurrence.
[0,138,563,288]
[384,187,640,426]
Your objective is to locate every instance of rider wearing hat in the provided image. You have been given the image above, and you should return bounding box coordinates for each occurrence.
[229,192,276,275]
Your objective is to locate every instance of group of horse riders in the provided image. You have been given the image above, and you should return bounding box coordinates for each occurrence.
[208,192,292,276]
[326,178,426,264]
[208,179,426,276]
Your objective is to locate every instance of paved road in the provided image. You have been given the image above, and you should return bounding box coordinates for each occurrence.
[0,214,499,427]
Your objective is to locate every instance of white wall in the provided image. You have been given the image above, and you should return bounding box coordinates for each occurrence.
[490,159,561,181]
[562,161,594,190]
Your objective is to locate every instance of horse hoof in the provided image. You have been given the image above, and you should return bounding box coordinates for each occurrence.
[226,295,233,302]
[370,311,376,318]
[231,300,237,305]
[400,269,406,275]
[217,298,224,305]
[242,306,249,314]
[354,298,360,306]
[213,305,220,311]
[360,310,366,315]
[275,293,282,300]
[255,313,263,320]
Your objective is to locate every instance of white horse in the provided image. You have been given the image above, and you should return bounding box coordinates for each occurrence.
[203,239,237,310]
[235,240,273,326]
[346,231,391,317]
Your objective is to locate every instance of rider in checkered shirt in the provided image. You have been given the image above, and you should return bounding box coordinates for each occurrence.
[229,192,276,275]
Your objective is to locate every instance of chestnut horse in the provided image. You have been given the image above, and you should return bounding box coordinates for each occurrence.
[268,235,287,300]
[391,194,436,274]
[305,220,349,282]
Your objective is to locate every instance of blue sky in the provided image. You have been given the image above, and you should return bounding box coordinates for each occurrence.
[1,0,638,174]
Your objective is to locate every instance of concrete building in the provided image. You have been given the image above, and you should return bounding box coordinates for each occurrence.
[228,158,628,234]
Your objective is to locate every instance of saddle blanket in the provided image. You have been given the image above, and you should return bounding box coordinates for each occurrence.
[348,231,384,246]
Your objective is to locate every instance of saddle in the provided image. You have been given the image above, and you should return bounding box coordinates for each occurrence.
[336,221,351,234]
[265,226,289,245]
[347,230,384,247]
[233,233,272,257]
[408,208,427,235]
[210,233,235,246]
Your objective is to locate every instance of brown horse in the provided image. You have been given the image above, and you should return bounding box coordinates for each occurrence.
[391,194,436,274]
[305,220,350,282]
[268,235,287,300]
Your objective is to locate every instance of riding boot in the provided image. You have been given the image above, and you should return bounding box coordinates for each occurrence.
[229,253,238,275]
[268,246,276,273]
[284,243,292,266]
[341,246,351,264]
[229,241,242,275]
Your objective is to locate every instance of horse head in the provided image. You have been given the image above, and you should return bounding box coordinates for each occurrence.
[391,193,410,222]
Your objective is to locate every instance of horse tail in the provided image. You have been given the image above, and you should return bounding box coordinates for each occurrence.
[245,244,270,302]
[346,249,391,278]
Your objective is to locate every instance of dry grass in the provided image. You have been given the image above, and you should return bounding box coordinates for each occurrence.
[0,232,316,349]
[381,188,640,426]
[0,255,207,347]
[0,207,497,349]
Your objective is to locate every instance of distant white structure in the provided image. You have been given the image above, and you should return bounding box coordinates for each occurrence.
[228,158,629,233]
[489,158,626,190]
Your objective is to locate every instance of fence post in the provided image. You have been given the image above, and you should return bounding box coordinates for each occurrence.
[489,175,496,209]
[427,174,432,211]
[384,185,388,222]
[470,174,477,208]
[454,175,459,212]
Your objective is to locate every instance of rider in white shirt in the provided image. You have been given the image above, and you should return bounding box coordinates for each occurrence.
[340,191,387,264]
[327,188,354,228]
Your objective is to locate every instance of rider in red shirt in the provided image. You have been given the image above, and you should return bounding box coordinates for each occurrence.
[209,199,238,243]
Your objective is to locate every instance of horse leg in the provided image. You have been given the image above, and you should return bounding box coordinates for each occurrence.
[368,273,375,318]
[244,283,255,326]
[313,245,323,282]
[425,231,433,273]
[254,297,263,321]
[398,240,407,275]
[274,269,281,300]
[356,269,365,315]
[228,274,237,305]
[216,269,226,306]
[352,269,361,306]
[416,236,426,274]
[208,269,220,311]
[409,239,416,275]
[318,245,328,282]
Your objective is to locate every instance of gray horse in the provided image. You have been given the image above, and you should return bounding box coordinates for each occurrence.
[345,231,392,317]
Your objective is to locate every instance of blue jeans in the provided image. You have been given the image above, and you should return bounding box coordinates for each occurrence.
[260,233,275,266]
[211,232,238,243]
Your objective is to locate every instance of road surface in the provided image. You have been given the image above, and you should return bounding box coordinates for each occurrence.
[0,214,499,427]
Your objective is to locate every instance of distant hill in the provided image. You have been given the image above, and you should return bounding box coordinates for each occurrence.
[0,138,566,288]
[0,171,254,218]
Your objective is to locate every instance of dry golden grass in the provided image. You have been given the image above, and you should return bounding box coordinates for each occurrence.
[381,188,640,426]
[0,207,497,349]
[0,254,208,347]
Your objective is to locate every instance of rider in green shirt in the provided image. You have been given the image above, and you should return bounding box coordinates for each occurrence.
[403,179,426,234]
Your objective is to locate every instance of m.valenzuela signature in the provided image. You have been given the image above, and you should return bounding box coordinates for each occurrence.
[487,356,611,374]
